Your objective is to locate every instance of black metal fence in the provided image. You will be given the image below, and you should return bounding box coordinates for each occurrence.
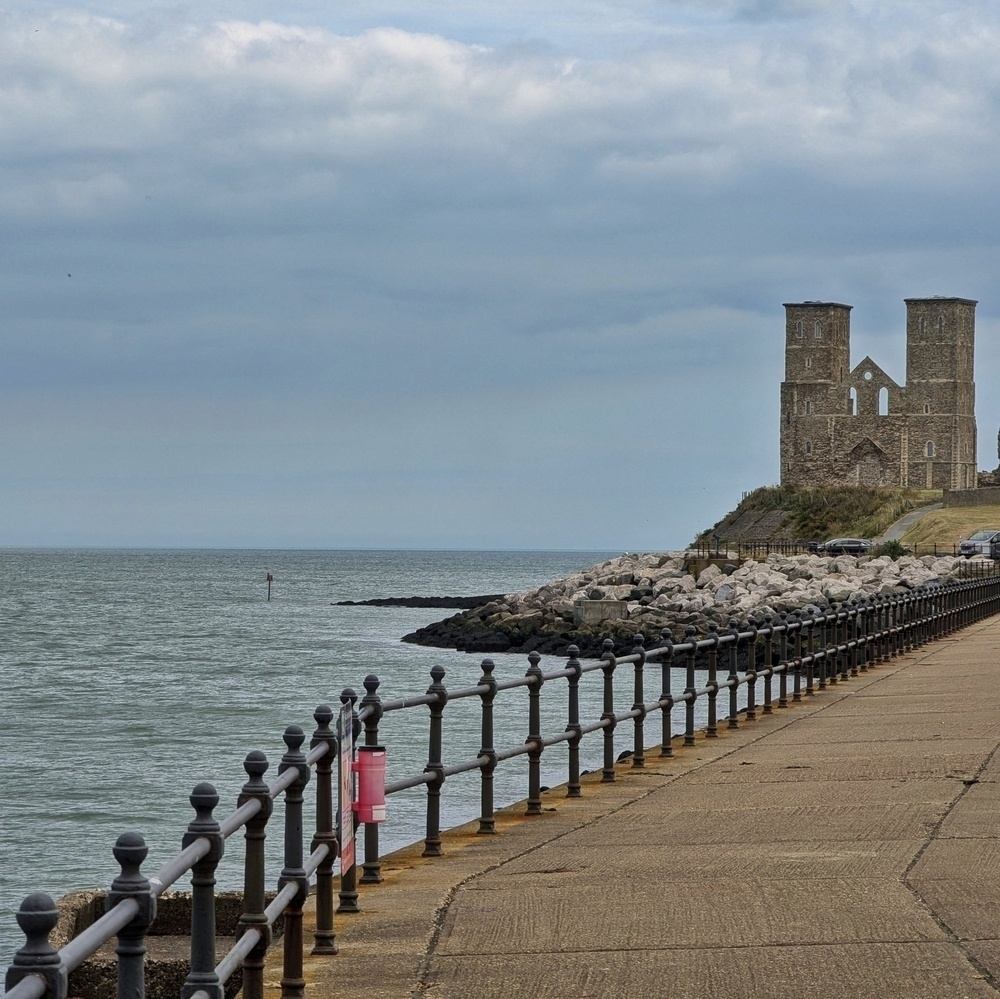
[689,539,994,560]
[6,574,1000,999]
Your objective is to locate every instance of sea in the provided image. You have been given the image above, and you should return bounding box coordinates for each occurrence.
[0,547,714,964]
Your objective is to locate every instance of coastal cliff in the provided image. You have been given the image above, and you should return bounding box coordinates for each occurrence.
[402,549,968,658]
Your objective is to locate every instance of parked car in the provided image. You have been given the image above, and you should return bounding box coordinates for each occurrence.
[822,537,873,556]
[958,529,1000,558]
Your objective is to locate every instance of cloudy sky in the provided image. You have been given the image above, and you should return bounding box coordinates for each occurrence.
[3,0,999,550]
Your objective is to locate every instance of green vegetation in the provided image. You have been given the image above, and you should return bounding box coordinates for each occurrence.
[870,539,909,560]
[697,485,942,545]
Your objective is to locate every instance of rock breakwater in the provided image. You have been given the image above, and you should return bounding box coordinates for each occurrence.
[402,550,970,658]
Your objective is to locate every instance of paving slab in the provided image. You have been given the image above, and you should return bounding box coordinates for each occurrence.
[262,616,1000,999]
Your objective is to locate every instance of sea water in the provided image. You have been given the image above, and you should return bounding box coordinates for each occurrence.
[0,548,709,962]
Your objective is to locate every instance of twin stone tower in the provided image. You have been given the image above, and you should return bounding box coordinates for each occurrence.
[779,297,978,491]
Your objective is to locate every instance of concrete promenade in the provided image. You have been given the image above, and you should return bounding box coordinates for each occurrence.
[270,616,1000,998]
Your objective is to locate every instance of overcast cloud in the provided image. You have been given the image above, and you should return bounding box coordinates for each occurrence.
[2,1,999,550]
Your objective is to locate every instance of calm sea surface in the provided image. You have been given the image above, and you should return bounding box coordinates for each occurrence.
[1,548,713,963]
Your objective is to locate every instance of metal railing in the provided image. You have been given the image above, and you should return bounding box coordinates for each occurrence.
[689,539,1000,561]
[6,574,1000,999]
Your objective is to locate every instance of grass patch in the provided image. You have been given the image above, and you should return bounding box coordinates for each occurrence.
[900,507,1000,550]
[697,485,941,544]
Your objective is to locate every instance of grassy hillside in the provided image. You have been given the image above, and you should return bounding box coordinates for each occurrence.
[900,507,1000,549]
[697,486,941,545]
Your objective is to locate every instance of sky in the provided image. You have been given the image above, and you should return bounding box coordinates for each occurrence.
[3,0,1000,551]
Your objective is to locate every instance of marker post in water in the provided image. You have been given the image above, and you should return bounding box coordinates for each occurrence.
[266,572,274,601]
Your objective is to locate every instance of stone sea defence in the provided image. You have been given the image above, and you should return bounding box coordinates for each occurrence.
[402,550,970,658]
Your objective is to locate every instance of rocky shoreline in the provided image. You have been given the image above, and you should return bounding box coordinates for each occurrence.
[400,550,971,659]
[335,594,504,609]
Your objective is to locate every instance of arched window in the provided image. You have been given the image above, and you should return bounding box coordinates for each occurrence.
[878,387,889,416]
[926,441,935,458]
[849,388,858,416]
[805,356,812,369]
[805,441,813,454]
[923,403,930,415]
[795,321,803,338]
[918,317,925,335]
[804,400,813,415]
[937,316,944,334]
[814,321,823,338]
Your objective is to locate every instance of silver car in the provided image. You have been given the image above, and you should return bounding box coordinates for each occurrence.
[958,529,1000,557]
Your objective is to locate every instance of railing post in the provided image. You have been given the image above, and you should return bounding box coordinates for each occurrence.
[791,612,803,702]
[659,629,674,757]
[601,638,618,779]
[775,613,788,708]
[683,627,697,746]
[739,617,757,720]
[238,750,274,999]
[182,782,225,999]
[310,705,337,954]
[106,832,156,999]
[749,615,768,714]
[277,727,310,999]
[815,603,829,690]
[724,620,739,729]
[706,623,719,737]
[631,633,646,768]
[847,600,860,676]
[423,665,448,856]
[5,893,67,999]
[804,607,816,696]
[360,675,384,885]
[478,658,499,831]
[526,650,545,813]
[336,687,361,915]
[565,647,583,797]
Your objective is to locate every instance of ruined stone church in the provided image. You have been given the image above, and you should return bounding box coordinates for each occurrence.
[779,297,977,490]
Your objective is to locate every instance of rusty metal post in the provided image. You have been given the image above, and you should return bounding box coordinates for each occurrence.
[238,751,274,996]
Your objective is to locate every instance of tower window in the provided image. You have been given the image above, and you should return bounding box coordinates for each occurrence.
[805,356,812,368]
[926,442,935,458]
[813,322,823,338]
[878,387,889,416]
[918,317,925,335]
[923,403,930,415]
[805,441,813,454]
[795,321,803,338]
[804,400,813,415]
[937,316,944,334]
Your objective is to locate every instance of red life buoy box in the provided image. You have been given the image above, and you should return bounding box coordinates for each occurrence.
[352,745,386,823]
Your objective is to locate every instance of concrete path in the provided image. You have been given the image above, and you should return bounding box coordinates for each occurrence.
[878,501,944,542]
[269,617,1000,998]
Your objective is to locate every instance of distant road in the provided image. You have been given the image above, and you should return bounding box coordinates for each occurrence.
[877,502,943,542]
